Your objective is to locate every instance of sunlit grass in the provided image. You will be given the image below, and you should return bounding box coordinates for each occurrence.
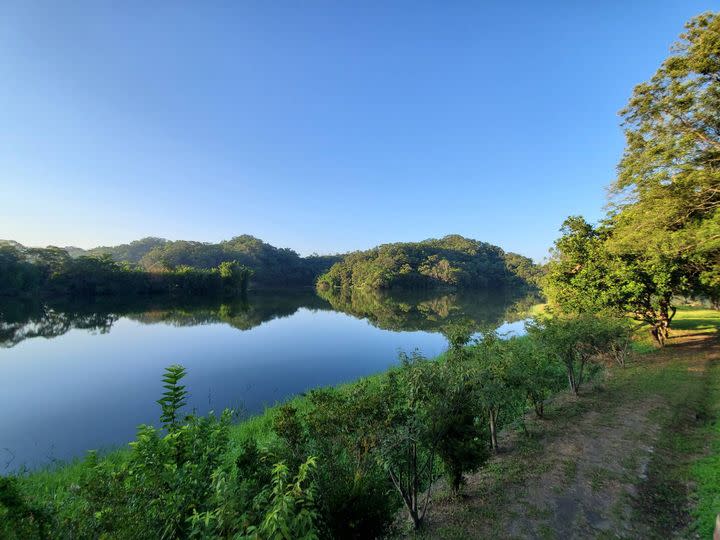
[671,306,720,333]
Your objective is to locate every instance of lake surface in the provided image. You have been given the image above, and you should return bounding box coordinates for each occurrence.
[0,288,533,473]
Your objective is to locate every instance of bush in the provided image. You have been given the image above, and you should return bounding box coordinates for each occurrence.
[0,477,51,539]
[528,312,631,395]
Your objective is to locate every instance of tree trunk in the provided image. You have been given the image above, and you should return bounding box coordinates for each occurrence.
[657,299,675,345]
[532,394,544,418]
[576,358,586,391]
[489,409,498,452]
[650,325,665,346]
[567,363,578,395]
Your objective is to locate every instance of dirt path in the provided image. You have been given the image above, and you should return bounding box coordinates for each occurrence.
[409,333,720,539]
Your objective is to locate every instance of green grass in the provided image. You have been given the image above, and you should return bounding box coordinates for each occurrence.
[671,306,720,334]
[616,306,720,536]
[689,359,720,538]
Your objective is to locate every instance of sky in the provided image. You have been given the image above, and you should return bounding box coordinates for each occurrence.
[0,1,713,261]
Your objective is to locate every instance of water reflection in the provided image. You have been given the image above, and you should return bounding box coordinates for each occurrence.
[0,288,537,471]
[318,287,536,335]
[1,288,537,348]
[0,291,330,348]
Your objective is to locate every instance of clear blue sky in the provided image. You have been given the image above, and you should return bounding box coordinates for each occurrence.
[0,1,712,260]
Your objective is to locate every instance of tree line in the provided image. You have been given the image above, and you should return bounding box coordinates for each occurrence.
[58,235,341,288]
[0,244,251,298]
[2,234,542,298]
[2,235,341,292]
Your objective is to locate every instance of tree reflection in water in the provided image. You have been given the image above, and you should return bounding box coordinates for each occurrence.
[0,288,539,348]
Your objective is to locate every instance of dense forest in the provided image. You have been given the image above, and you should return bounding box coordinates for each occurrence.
[316,235,542,291]
[66,237,169,263]
[1,234,540,298]
[64,236,341,287]
[0,243,251,298]
[0,236,342,297]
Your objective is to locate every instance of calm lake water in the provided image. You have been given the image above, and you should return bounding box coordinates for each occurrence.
[0,288,533,473]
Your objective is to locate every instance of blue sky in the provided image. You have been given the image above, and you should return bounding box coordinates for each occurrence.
[0,1,712,260]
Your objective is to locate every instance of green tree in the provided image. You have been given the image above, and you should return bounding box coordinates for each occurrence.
[503,336,563,418]
[528,314,607,396]
[610,12,720,306]
[544,216,686,345]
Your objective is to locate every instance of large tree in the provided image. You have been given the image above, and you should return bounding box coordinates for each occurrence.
[610,12,720,305]
[544,216,686,345]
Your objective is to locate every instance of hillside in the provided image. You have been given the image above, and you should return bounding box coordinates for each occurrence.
[137,235,340,287]
[4,236,342,288]
[316,234,541,291]
[83,237,170,263]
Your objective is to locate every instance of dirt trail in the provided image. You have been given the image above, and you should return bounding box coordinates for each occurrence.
[411,333,719,539]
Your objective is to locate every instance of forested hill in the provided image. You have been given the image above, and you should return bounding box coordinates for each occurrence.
[69,237,169,263]
[316,235,541,291]
[4,236,341,288]
[2,235,539,291]
[135,236,340,287]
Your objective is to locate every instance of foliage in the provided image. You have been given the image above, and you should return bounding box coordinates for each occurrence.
[469,333,516,451]
[544,216,686,345]
[273,384,400,538]
[0,477,51,539]
[0,365,325,540]
[432,359,489,495]
[80,237,170,264]
[544,13,720,346]
[502,336,565,418]
[316,235,539,291]
[158,364,189,431]
[242,458,319,540]
[528,313,629,395]
[369,353,442,528]
[0,244,252,299]
[610,12,720,306]
[138,235,340,287]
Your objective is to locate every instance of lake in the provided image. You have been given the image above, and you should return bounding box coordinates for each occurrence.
[0,288,534,473]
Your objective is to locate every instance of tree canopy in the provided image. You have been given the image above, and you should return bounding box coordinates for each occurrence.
[609,11,720,303]
[316,235,541,291]
[138,235,340,287]
[544,12,720,343]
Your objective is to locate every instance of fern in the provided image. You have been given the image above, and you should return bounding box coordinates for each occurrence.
[157,364,188,431]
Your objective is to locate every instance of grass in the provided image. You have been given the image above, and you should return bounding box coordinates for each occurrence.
[593,306,720,536]
[689,358,720,537]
